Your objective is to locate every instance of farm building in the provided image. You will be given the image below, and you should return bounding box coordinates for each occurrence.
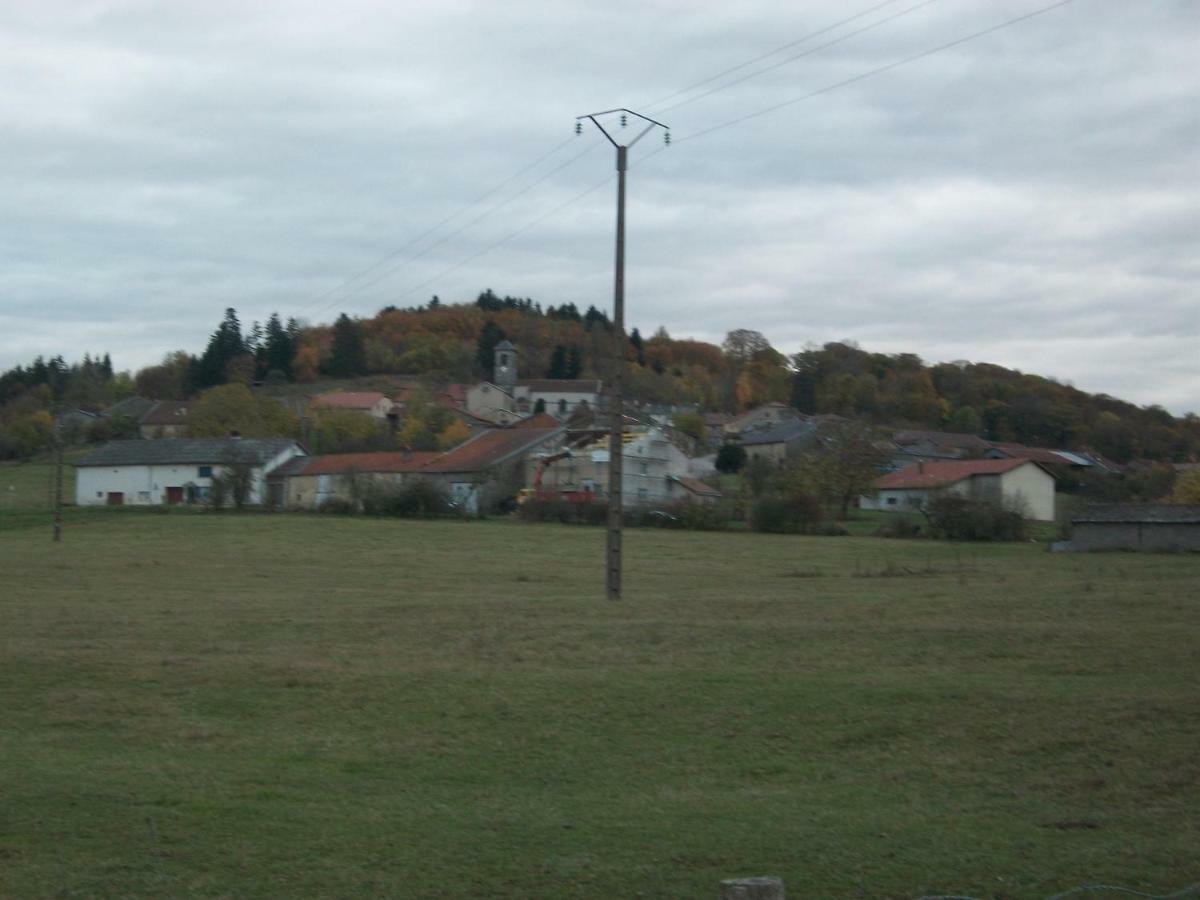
[1069,505,1200,552]
[420,424,566,514]
[861,458,1056,521]
[74,438,305,507]
[277,451,439,510]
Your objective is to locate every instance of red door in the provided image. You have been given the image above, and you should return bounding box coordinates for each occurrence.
[106,492,124,506]
[166,486,184,505]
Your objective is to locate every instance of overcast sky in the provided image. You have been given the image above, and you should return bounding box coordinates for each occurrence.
[2,0,1197,413]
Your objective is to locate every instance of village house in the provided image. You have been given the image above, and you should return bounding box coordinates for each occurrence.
[723,402,797,440]
[278,451,439,509]
[466,342,602,425]
[421,423,565,514]
[74,438,305,507]
[740,419,818,467]
[138,400,192,438]
[527,424,699,507]
[309,391,396,422]
[860,458,1056,521]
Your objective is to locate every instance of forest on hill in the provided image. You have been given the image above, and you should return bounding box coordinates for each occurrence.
[2,289,1198,465]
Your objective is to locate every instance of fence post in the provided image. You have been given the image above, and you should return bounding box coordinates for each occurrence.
[719,876,785,899]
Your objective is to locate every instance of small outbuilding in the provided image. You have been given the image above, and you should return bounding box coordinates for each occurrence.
[1069,504,1200,552]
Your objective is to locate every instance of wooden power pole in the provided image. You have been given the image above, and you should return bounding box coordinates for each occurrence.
[575,109,669,600]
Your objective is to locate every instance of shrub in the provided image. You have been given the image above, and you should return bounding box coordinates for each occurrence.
[316,497,356,516]
[517,497,607,525]
[873,513,922,539]
[751,492,823,534]
[923,495,1027,541]
[363,479,451,518]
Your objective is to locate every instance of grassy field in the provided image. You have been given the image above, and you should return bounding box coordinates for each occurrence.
[1,511,1198,898]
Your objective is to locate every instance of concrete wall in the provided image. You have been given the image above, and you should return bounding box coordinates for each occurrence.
[1072,522,1200,552]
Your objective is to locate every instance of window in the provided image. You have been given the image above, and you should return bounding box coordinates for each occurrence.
[558,399,567,414]
[500,353,508,367]
[886,497,897,506]
[137,491,151,502]
[198,466,213,478]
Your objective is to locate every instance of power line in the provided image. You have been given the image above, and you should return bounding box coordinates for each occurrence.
[674,0,1077,146]
[382,174,614,308]
[298,0,937,319]
[304,140,606,320]
[652,0,941,116]
[639,0,907,111]
[307,0,1077,320]
[355,0,1079,314]
[294,134,579,317]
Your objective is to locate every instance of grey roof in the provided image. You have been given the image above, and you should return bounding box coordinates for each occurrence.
[1072,504,1200,524]
[493,339,515,351]
[105,396,157,420]
[75,438,301,468]
[739,419,816,446]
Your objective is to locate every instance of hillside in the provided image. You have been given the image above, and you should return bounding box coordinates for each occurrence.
[2,291,1198,465]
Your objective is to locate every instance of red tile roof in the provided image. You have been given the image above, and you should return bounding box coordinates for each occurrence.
[514,413,561,429]
[672,475,722,498]
[299,451,439,475]
[874,458,1041,490]
[310,392,392,411]
[422,427,561,473]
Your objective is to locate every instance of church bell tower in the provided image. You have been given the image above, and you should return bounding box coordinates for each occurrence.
[493,340,517,393]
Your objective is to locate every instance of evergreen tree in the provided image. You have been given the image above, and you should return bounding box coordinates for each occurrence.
[546,345,567,379]
[629,328,645,366]
[263,313,293,378]
[475,320,506,380]
[566,346,583,379]
[195,308,245,389]
[326,313,366,378]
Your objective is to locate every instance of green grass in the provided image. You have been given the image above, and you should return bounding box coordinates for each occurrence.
[2,513,1198,898]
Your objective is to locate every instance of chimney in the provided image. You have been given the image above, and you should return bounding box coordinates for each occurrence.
[918,461,925,475]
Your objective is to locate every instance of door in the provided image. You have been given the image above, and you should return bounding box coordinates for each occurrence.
[106,492,124,506]
[166,486,184,505]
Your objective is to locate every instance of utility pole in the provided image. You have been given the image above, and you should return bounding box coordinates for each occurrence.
[53,437,63,542]
[575,108,669,601]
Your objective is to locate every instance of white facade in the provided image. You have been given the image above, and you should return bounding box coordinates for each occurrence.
[75,443,303,507]
[529,427,692,506]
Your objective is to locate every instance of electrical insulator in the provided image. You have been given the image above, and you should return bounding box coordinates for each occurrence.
[664,130,671,146]
[620,113,627,128]
[575,121,582,135]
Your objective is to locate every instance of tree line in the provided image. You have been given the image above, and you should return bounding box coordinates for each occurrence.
[2,289,1198,465]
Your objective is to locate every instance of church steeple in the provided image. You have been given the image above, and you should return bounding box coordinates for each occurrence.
[493,340,517,392]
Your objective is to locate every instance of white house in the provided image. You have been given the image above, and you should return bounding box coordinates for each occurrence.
[860,458,1056,521]
[528,425,696,506]
[74,438,305,507]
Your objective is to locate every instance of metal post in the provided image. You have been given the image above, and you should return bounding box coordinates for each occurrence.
[575,108,669,602]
